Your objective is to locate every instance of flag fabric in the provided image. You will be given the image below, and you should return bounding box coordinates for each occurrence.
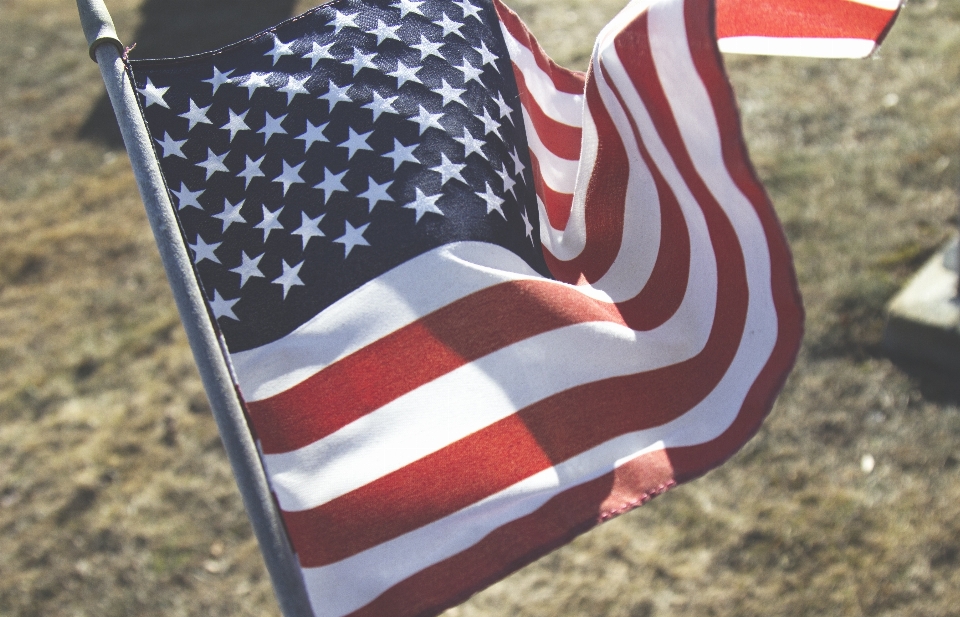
[126,0,897,616]
[715,0,901,57]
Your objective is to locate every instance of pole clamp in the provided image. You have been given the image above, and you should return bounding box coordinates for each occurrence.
[77,0,124,61]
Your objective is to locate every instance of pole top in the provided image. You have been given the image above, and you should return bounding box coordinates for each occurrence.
[76,0,123,61]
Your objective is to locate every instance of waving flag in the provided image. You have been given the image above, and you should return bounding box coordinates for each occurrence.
[124,0,899,615]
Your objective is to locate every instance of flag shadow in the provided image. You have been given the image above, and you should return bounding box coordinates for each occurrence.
[79,0,297,147]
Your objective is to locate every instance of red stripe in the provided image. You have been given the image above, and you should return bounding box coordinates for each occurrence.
[334,4,803,612]
[249,280,625,454]
[493,0,587,95]
[715,0,895,41]
[607,150,690,331]
[345,449,676,617]
[532,157,574,230]
[252,158,686,456]
[513,68,583,160]
[541,75,628,285]
[667,0,803,480]
[284,95,748,567]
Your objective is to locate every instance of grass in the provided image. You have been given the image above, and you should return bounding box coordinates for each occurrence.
[1,0,959,615]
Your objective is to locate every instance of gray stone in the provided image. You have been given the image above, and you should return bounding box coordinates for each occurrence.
[884,234,960,372]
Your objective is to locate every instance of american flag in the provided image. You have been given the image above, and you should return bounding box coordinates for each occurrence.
[128,0,899,615]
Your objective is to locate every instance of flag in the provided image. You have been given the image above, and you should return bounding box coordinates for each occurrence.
[126,0,898,615]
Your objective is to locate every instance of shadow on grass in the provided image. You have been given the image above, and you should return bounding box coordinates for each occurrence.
[890,356,960,405]
[805,283,896,362]
[79,0,297,147]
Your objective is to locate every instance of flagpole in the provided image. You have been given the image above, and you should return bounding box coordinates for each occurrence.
[75,2,314,615]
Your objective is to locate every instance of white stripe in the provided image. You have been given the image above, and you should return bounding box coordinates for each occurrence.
[648,0,776,317]
[304,293,776,617]
[302,439,664,617]
[848,0,899,10]
[521,108,579,193]
[538,96,597,257]
[583,59,663,299]
[300,2,785,609]
[536,195,568,248]
[499,21,585,127]
[266,236,717,510]
[231,243,542,401]
[293,1,789,613]
[717,36,877,58]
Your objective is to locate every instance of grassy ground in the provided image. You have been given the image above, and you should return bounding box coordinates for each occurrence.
[1,0,958,615]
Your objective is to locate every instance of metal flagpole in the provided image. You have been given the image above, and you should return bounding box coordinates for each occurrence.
[75,1,314,615]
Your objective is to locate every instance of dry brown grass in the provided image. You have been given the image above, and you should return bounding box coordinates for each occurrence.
[1,0,959,615]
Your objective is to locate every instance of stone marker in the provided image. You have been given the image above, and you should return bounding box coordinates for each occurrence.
[884,234,960,372]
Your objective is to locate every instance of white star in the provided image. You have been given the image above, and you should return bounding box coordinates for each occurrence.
[189,234,221,264]
[436,79,467,107]
[314,168,348,204]
[492,91,513,119]
[495,163,517,198]
[476,182,505,218]
[208,290,239,321]
[240,72,271,97]
[179,99,212,130]
[455,127,485,158]
[291,212,326,249]
[388,60,423,87]
[221,108,250,142]
[345,48,378,76]
[155,132,187,158]
[255,205,285,240]
[213,198,246,232]
[455,58,484,85]
[171,183,203,211]
[197,148,229,180]
[238,154,266,188]
[477,40,499,72]
[339,128,374,160]
[304,41,336,68]
[272,260,305,298]
[369,19,401,44]
[258,111,288,143]
[394,0,425,18]
[362,91,398,121]
[332,10,358,33]
[455,0,482,21]
[432,153,467,186]
[137,78,169,108]
[384,138,420,171]
[320,79,353,110]
[358,178,393,211]
[296,119,329,150]
[478,108,501,137]
[411,105,444,135]
[274,160,306,195]
[334,221,371,257]
[404,188,443,222]
[412,35,444,61]
[203,67,234,94]
[437,13,464,38]
[510,147,526,175]
[265,35,295,65]
[521,208,534,242]
[279,75,311,104]
[230,251,265,287]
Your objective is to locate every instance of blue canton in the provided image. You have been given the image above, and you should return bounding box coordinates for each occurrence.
[130,0,548,352]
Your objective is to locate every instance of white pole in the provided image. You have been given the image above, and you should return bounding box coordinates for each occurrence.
[75,1,314,615]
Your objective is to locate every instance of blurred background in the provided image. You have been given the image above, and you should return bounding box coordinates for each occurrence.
[2,0,959,615]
